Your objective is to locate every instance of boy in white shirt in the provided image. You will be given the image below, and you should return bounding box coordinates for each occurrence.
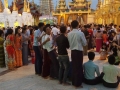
[42,25,59,79]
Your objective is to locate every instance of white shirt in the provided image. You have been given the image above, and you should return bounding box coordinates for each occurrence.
[44,34,53,52]
[41,35,46,49]
[103,64,120,83]
[93,29,97,37]
[33,29,42,46]
[114,28,117,33]
[67,26,71,31]
[52,27,59,35]
[26,29,30,36]
[68,29,87,51]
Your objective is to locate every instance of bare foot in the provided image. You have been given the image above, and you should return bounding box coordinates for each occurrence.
[63,82,71,86]
[49,77,54,80]
[43,76,49,79]
[75,85,83,89]
[59,81,62,84]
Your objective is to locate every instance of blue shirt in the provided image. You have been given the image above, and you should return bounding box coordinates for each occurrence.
[68,29,87,51]
[33,29,42,46]
[83,60,100,79]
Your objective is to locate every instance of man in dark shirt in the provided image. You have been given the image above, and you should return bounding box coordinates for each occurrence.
[56,26,70,85]
[81,25,89,55]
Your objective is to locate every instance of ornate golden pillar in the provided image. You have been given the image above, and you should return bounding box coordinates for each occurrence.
[82,14,87,24]
[72,14,77,20]
[57,16,61,25]
[64,15,69,25]
[114,14,117,25]
[117,14,120,26]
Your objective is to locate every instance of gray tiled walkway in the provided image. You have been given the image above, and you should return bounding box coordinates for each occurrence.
[0,51,120,90]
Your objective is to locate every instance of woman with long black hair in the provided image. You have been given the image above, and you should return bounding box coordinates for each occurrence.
[22,27,30,65]
[5,29,16,70]
[14,27,23,67]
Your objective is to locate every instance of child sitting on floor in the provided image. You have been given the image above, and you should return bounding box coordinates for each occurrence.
[99,43,108,60]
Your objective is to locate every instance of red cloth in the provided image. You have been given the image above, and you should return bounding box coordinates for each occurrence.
[102,34,108,44]
[96,39,102,52]
[6,46,15,58]
[88,29,93,36]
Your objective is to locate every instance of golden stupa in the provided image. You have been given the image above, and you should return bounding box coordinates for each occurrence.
[23,0,28,12]
[95,0,120,25]
[27,0,30,13]
[4,0,8,8]
[0,0,3,12]
[13,0,17,11]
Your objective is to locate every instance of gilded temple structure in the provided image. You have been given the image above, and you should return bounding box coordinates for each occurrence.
[52,0,95,25]
[0,0,35,27]
[95,0,120,25]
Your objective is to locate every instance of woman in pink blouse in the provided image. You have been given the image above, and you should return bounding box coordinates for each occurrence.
[95,28,103,52]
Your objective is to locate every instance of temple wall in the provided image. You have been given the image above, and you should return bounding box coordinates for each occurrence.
[87,14,95,24]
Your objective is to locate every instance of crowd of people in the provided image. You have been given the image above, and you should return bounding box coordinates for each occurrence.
[0,20,120,88]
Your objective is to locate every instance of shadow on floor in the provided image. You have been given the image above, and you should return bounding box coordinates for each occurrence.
[0,70,12,76]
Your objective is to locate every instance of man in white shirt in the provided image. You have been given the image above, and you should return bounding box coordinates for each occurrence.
[33,23,44,75]
[102,55,120,88]
[68,20,87,88]
[51,25,59,36]
[67,25,71,33]
[42,25,59,79]
[51,25,59,46]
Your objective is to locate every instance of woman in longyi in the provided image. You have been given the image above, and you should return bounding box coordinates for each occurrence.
[14,27,22,67]
[5,29,16,70]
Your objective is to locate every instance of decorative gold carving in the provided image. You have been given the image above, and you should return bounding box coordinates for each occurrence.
[53,0,92,25]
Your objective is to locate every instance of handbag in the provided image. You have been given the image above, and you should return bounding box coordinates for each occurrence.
[117,48,120,59]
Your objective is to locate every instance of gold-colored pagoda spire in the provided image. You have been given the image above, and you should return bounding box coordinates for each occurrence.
[13,0,17,11]
[27,0,30,13]
[4,0,8,8]
[57,0,67,12]
[0,0,3,12]
[23,0,27,12]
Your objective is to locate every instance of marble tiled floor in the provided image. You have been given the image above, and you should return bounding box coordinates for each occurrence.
[0,51,120,90]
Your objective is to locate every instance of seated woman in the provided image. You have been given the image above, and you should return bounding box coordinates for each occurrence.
[102,55,120,88]
[99,43,108,60]
[83,52,102,85]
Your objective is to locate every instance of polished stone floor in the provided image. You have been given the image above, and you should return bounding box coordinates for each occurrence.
[0,50,120,90]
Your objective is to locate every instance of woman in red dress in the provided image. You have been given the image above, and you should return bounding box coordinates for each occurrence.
[102,31,108,44]
[5,29,16,70]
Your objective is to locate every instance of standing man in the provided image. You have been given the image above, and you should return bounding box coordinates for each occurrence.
[68,20,87,88]
[43,25,59,79]
[51,25,59,46]
[81,25,89,55]
[33,23,44,75]
[56,26,70,85]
